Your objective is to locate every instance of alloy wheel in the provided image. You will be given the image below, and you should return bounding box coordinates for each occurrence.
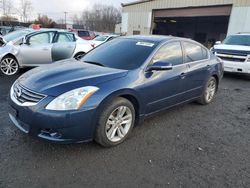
[0,57,19,76]
[105,106,133,143]
[205,79,216,103]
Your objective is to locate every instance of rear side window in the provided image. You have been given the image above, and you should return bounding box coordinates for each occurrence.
[153,41,183,66]
[183,42,207,63]
[57,33,75,42]
[78,31,89,37]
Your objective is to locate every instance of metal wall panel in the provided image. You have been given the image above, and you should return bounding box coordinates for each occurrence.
[122,0,250,35]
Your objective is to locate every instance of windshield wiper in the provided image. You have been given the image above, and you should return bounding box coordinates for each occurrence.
[83,61,105,67]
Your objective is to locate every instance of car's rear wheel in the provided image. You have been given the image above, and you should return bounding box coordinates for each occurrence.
[198,76,217,105]
[95,97,135,147]
[0,56,19,76]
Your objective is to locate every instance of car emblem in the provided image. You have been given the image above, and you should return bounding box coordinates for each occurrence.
[16,87,22,97]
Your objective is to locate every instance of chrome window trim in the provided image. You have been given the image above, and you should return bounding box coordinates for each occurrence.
[142,38,211,71]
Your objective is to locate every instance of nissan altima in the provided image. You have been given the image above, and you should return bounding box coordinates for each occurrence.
[9,35,224,147]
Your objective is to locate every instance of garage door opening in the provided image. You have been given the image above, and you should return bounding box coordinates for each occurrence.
[152,6,232,48]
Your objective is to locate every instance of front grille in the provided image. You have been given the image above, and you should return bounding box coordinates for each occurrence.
[13,83,45,104]
[215,49,250,57]
[218,56,246,62]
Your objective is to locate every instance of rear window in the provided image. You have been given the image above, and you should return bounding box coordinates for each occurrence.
[82,38,158,70]
[78,31,90,37]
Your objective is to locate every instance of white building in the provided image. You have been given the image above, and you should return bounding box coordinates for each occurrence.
[121,0,250,46]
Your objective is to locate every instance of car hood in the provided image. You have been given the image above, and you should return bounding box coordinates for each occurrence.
[18,59,128,96]
[214,44,250,51]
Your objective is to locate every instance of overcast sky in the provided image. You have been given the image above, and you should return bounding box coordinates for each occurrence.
[23,0,135,21]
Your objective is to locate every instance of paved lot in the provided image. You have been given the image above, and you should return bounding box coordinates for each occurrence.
[0,71,250,188]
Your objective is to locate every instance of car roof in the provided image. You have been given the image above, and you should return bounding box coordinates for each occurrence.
[121,35,187,43]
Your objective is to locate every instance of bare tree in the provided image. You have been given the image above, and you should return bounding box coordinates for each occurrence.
[74,4,121,32]
[34,15,56,28]
[19,0,32,22]
[0,0,13,19]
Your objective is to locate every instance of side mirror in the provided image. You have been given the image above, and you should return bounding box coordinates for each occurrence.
[146,61,173,72]
[21,37,29,45]
[215,41,221,45]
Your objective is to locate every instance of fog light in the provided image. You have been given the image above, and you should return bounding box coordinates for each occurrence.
[40,129,62,139]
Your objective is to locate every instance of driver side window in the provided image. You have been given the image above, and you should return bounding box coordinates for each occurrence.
[29,32,54,46]
[152,41,183,66]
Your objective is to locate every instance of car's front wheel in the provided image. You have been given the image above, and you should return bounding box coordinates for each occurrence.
[198,76,217,105]
[0,56,19,76]
[95,97,135,147]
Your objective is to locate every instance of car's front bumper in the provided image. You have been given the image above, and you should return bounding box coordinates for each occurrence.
[8,97,97,143]
[223,60,250,74]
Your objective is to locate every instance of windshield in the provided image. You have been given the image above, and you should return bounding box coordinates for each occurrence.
[94,36,109,41]
[223,35,250,46]
[81,38,158,70]
[3,30,31,42]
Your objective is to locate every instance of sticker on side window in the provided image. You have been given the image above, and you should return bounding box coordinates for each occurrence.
[136,42,155,47]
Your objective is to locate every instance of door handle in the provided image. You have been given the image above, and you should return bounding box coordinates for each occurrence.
[42,48,49,51]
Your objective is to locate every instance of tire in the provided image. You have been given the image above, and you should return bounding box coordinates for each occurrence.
[74,52,85,60]
[198,76,217,105]
[95,97,135,147]
[0,56,19,76]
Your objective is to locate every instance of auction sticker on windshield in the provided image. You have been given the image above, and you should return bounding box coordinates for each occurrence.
[136,42,155,47]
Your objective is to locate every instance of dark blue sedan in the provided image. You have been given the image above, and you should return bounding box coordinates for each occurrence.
[9,35,224,147]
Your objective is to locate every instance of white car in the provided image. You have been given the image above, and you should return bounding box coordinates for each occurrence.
[0,29,93,76]
[212,33,250,75]
[90,35,119,48]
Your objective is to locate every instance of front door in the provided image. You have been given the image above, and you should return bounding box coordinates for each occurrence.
[139,41,186,114]
[18,31,55,66]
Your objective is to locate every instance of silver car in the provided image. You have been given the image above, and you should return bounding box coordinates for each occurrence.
[0,29,93,76]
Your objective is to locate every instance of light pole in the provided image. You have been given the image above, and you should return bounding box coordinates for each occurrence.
[64,11,67,29]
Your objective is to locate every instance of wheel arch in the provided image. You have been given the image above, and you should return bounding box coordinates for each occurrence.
[211,74,219,91]
[94,89,142,128]
[1,53,18,63]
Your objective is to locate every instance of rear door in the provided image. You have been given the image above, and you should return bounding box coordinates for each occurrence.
[180,41,211,100]
[52,32,76,61]
[19,31,55,65]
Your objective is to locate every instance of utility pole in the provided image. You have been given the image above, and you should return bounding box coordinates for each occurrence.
[64,11,68,29]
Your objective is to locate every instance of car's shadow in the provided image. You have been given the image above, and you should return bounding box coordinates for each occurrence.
[223,72,250,81]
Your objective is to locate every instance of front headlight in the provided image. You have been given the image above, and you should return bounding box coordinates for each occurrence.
[46,86,99,111]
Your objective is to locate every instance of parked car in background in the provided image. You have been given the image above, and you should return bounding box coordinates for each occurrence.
[9,35,223,147]
[212,33,250,75]
[76,30,96,40]
[90,34,119,48]
[0,29,93,76]
[0,26,25,36]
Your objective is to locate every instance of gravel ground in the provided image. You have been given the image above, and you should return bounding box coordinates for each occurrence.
[0,72,250,188]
